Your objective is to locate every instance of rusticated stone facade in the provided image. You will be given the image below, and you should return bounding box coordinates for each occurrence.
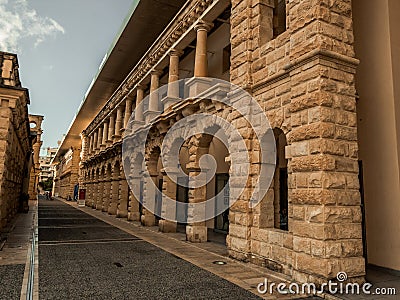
[0,51,33,229]
[227,0,364,284]
[59,0,400,285]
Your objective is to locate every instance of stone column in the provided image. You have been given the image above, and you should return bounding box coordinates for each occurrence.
[88,135,93,156]
[96,126,102,153]
[132,85,146,129]
[91,172,98,208]
[102,171,112,212]
[108,165,119,215]
[123,97,133,130]
[162,49,184,110]
[96,176,104,210]
[107,114,115,146]
[127,177,141,221]
[117,178,129,218]
[101,121,108,151]
[81,133,89,161]
[114,106,124,142]
[93,132,98,154]
[185,165,208,243]
[194,22,212,77]
[141,171,157,227]
[144,71,162,123]
[85,175,91,206]
[158,168,178,233]
[188,21,213,97]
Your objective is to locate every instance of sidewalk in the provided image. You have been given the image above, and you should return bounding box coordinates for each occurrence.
[0,200,38,300]
[61,199,323,300]
[63,199,400,300]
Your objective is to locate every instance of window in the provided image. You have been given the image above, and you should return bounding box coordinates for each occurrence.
[273,0,286,38]
[222,44,231,74]
[273,128,288,231]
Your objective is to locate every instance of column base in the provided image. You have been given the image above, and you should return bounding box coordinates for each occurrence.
[141,213,156,226]
[131,120,145,131]
[108,204,117,215]
[128,212,140,221]
[186,77,213,98]
[143,110,160,124]
[186,225,207,243]
[112,135,121,143]
[159,220,177,233]
[117,209,128,218]
[161,96,180,111]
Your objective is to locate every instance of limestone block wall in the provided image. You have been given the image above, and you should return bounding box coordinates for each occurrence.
[229,0,364,283]
[53,147,81,199]
[0,52,31,230]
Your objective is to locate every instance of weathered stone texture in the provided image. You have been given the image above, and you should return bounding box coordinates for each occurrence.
[229,0,365,282]
[0,52,33,229]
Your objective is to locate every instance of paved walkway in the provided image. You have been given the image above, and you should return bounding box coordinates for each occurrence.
[39,200,264,299]
[1,198,398,299]
[0,200,38,300]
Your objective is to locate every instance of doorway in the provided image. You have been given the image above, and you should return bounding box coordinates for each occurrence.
[176,176,189,232]
[214,173,229,234]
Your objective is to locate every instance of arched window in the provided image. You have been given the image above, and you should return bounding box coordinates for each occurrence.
[273,128,288,231]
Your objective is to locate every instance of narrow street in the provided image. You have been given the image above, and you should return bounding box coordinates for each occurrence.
[38,199,261,299]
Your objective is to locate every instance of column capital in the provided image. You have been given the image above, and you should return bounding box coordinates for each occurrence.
[150,69,163,77]
[136,83,147,91]
[169,49,184,57]
[194,20,213,32]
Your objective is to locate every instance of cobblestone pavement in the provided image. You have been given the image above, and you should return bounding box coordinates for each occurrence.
[39,200,262,299]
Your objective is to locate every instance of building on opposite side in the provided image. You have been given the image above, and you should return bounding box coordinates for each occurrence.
[0,51,35,229]
[39,147,57,183]
[54,0,400,284]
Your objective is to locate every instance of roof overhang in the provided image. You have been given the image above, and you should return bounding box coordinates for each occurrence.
[54,0,186,162]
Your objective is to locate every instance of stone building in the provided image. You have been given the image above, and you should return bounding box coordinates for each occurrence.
[55,0,400,284]
[28,114,43,199]
[53,147,80,199]
[0,51,33,229]
[39,147,57,183]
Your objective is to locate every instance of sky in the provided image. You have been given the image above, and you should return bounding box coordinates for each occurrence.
[0,0,134,154]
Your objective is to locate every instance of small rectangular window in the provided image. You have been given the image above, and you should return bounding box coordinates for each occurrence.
[273,0,286,38]
[222,44,231,74]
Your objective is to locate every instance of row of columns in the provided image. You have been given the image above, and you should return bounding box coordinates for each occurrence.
[86,21,213,157]
[85,165,139,220]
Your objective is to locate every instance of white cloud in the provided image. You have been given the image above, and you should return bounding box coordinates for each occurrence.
[42,65,54,71]
[0,0,65,52]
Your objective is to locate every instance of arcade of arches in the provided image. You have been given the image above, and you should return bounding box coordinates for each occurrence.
[54,0,400,286]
